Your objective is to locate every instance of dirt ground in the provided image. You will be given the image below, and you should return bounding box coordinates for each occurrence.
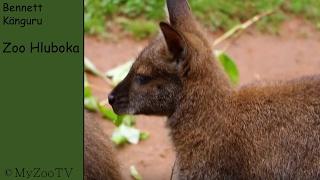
[85,18,320,180]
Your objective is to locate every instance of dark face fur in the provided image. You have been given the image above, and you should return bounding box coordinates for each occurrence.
[109,0,211,116]
[109,38,183,116]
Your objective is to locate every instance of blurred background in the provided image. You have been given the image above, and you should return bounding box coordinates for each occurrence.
[84,0,320,179]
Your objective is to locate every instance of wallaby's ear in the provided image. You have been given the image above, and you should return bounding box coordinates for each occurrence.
[160,22,186,58]
[166,0,193,28]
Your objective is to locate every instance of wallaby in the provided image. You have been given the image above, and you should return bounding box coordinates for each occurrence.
[108,0,320,179]
[84,110,122,180]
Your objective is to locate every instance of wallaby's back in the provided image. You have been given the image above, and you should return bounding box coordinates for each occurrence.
[84,111,122,180]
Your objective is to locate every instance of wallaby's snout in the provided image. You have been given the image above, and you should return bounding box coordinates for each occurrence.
[108,76,132,115]
[107,93,115,105]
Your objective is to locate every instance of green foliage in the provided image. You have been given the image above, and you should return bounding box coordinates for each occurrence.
[85,0,164,36]
[98,104,118,122]
[84,0,107,35]
[120,19,158,40]
[286,0,320,30]
[190,0,284,31]
[286,0,320,22]
[105,0,165,19]
[139,132,150,141]
[111,124,140,145]
[84,74,99,111]
[117,115,136,126]
[215,51,239,85]
[111,125,149,146]
[85,0,320,38]
[256,11,286,34]
[130,165,142,180]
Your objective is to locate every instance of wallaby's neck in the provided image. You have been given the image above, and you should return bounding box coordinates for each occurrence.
[167,56,232,152]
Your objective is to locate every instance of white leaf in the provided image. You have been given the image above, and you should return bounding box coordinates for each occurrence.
[118,124,140,144]
[85,57,102,76]
[106,60,134,85]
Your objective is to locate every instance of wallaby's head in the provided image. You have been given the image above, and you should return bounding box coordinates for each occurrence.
[109,0,215,116]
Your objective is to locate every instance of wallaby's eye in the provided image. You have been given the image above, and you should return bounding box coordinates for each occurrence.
[135,75,152,85]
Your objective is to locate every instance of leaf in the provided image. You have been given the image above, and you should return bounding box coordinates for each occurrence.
[84,96,99,111]
[85,57,102,76]
[106,60,134,85]
[84,75,93,98]
[118,115,136,127]
[111,132,127,145]
[84,74,99,111]
[98,103,119,122]
[130,166,142,180]
[84,84,92,98]
[214,50,239,85]
[139,132,150,141]
[107,113,136,127]
[119,125,140,144]
[111,124,141,145]
[113,116,123,127]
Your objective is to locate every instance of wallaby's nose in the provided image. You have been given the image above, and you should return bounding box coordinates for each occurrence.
[108,94,115,105]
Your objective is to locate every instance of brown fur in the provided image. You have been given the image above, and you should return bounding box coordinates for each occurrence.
[109,0,320,179]
[84,111,122,180]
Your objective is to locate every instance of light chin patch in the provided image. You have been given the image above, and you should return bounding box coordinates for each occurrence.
[121,105,136,115]
[126,108,136,115]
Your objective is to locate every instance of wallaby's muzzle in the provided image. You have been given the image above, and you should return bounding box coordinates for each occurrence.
[108,76,132,115]
[107,93,115,105]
